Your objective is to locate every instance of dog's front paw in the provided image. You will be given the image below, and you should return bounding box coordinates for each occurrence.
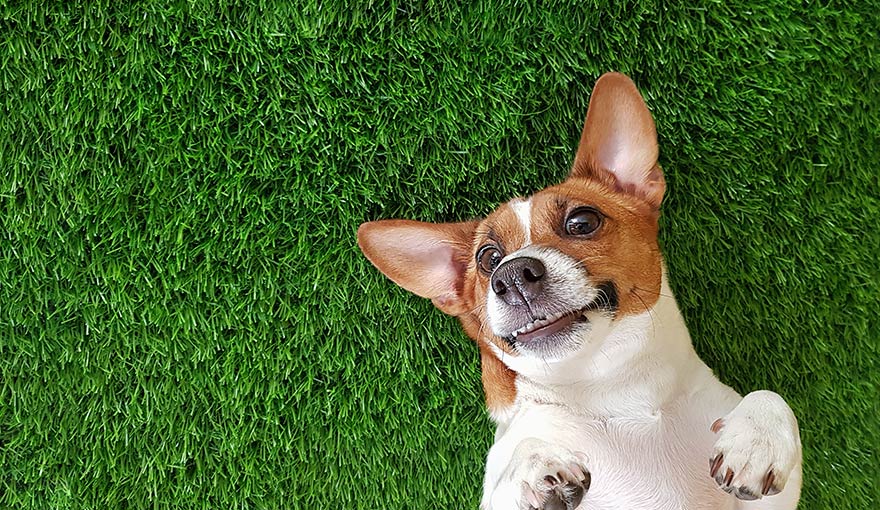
[487,439,590,510]
[709,390,801,500]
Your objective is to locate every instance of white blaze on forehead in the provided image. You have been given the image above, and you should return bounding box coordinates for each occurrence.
[510,198,532,245]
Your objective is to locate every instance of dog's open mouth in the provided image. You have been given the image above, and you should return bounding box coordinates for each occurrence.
[509,306,591,343]
[501,282,618,345]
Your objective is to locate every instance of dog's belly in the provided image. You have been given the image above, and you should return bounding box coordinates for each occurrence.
[571,412,736,510]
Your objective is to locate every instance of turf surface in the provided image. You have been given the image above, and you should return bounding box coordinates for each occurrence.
[1,1,878,508]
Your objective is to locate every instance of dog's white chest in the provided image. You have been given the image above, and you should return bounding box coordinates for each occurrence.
[484,397,737,510]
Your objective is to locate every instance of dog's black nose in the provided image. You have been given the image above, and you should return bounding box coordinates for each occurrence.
[491,257,546,306]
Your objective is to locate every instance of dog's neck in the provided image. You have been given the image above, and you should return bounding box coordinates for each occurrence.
[489,273,707,424]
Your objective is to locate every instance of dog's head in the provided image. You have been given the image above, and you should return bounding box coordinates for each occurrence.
[358,72,665,368]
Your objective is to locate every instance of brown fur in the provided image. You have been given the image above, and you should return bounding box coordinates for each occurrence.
[529,180,663,317]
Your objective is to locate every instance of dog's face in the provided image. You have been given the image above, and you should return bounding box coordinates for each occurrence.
[358,73,665,363]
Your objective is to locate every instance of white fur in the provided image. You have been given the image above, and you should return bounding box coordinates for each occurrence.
[510,198,532,245]
[481,274,803,510]
[712,391,802,496]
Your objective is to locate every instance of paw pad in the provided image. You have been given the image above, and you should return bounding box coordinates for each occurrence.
[522,452,590,510]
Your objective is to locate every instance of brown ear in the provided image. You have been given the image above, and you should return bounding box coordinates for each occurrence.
[357,219,477,316]
[572,72,665,209]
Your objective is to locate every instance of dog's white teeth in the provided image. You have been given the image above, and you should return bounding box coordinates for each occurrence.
[508,309,586,339]
[514,324,533,336]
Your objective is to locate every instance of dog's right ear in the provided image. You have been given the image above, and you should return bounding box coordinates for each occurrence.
[357,219,478,316]
[571,72,664,209]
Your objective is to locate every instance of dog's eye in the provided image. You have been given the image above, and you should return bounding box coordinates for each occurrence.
[476,245,503,274]
[565,207,602,236]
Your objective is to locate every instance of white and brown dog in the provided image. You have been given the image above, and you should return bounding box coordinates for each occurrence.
[357,73,802,510]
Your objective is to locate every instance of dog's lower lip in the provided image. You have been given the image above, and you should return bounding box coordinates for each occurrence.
[513,310,585,343]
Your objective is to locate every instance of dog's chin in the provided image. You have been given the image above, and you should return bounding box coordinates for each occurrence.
[501,313,595,360]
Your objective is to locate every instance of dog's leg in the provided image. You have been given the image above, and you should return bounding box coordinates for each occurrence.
[481,405,590,510]
[708,390,802,509]
[483,437,590,510]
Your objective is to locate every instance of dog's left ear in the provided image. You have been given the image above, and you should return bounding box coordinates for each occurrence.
[571,72,665,209]
[357,219,477,316]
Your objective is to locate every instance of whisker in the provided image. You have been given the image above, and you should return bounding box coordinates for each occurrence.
[577,255,601,264]
[632,285,674,299]
[570,255,677,302]
[596,287,610,312]
[464,302,487,316]
[542,355,552,376]
[461,301,524,363]
[469,304,515,361]
[631,288,658,338]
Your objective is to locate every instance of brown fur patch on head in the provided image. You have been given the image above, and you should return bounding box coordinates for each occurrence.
[480,199,531,256]
[530,178,663,316]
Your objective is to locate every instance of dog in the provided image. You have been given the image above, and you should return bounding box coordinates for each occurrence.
[357,73,802,509]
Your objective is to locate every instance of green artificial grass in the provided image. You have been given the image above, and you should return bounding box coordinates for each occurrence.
[0,1,878,508]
